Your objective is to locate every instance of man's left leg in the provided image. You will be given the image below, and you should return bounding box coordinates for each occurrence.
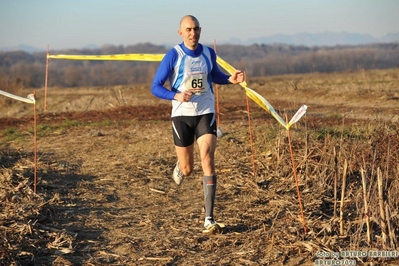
[197,134,218,229]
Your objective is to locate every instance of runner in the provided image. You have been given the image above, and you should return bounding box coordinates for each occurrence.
[151,15,245,233]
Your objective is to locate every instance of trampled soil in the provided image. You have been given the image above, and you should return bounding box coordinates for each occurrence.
[1,71,399,265]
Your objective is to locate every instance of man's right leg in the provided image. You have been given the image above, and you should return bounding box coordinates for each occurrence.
[172,116,195,180]
[175,144,194,177]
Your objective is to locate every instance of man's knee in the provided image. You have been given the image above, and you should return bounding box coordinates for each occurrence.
[200,155,214,165]
[180,163,193,176]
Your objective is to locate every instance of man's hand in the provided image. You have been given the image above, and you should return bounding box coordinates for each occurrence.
[174,90,193,102]
[228,70,246,84]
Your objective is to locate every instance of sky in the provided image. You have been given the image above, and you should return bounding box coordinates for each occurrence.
[0,0,398,50]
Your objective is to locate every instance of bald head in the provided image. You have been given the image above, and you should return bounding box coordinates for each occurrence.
[178,15,201,50]
[179,15,200,28]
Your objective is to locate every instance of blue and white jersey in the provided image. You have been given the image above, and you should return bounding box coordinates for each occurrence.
[151,43,231,117]
[169,44,214,116]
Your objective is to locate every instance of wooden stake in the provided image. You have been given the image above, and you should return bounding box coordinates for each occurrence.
[44,44,49,112]
[361,168,371,245]
[213,40,221,127]
[286,115,307,234]
[246,94,256,176]
[33,90,37,193]
[333,147,338,219]
[339,159,347,235]
[385,204,397,248]
[377,167,387,248]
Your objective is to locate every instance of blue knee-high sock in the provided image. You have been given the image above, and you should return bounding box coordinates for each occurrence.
[203,175,217,218]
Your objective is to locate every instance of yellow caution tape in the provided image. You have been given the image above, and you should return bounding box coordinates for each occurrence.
[216,56,289,130]
[47,52,306,129]
[47,53,165,61]
[0,90,35,104]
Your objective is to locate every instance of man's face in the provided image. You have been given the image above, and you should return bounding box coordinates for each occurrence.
[178,17,201,50]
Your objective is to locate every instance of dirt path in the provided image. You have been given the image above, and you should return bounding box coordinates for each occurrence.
[1,70,399,265]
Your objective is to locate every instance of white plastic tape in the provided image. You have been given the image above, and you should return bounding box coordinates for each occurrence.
[0,90,36,104]
[288,105,307,128]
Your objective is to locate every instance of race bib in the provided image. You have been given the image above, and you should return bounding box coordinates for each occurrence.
[185,74,208,96]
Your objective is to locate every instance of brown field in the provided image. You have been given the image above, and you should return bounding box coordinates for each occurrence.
[1,69,399,265]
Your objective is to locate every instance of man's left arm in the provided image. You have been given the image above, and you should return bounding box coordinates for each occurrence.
[210,49,245,85]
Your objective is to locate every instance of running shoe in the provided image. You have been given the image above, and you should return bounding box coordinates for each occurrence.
[204,216,220,233]
[172,162,185,185]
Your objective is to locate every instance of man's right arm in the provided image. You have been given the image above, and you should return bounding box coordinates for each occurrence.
[151,50,177,100]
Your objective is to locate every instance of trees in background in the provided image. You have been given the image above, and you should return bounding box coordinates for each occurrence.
[0,42,398,91]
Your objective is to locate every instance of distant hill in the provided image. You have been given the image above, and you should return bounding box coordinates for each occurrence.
[0,44,45,53]
[222,31,399,47]
[1,42,399,88]
[1,31,398,53]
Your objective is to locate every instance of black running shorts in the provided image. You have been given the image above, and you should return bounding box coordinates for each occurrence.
[172,113,217,147]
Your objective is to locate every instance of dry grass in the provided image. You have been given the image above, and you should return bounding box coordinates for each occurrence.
[1,68,399,265]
